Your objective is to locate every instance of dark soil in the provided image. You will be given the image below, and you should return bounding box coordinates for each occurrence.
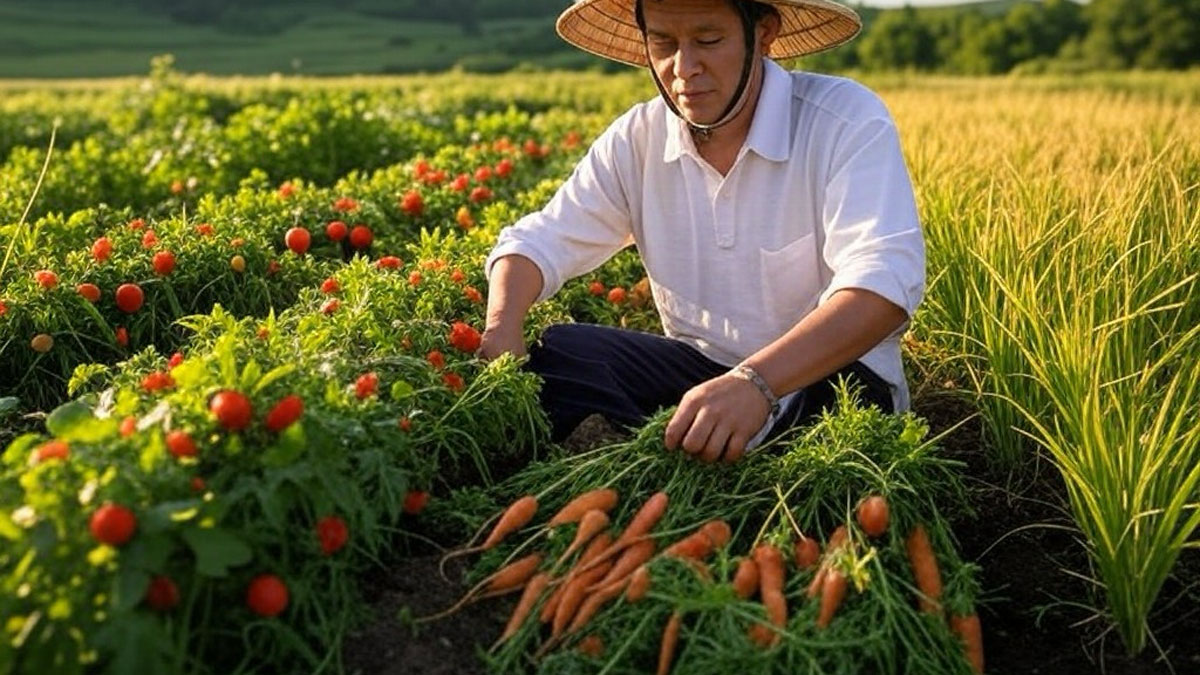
[343,407,1200,675]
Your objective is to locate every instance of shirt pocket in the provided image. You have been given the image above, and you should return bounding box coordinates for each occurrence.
[758,232,821,331]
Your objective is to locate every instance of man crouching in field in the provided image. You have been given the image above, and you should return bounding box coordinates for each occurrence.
[479,0,925,462]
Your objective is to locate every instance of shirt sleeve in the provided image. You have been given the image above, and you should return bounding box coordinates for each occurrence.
[484,112,638,303]
[818,114,925,320]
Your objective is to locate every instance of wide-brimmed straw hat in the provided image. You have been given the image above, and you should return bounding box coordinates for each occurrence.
[556,0,862,68]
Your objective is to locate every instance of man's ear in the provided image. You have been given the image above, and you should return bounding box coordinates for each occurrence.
[757,12,782,55]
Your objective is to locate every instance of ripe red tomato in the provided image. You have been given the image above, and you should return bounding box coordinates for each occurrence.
[90,503,137,546]
[120,416,137,437]
[141,230,158,249]
[442,372,465,393]
[408,271,421,286]
[265,394,304,432]
[144,575,180,611]
[376,256,402,270]
[495,158,513,178]
[77,283,101,303]
[469,186,493,203]
[33,439,69,463]
[195,223,214,236]
[210,390,253,432]
[115,326,129,348]
[588,280,605,296]
[426,350,445,370]
[320,278,340,294]
[449,174,469,192]
[856,495,890,537]
[34,269,58,289]
[277,182,296,199]
[325,220,348,242]
[349,225,373,250]
[474,166,492,183]
[332,196,359,213]
[355,372,378,400]
[398,416,412,433]
[153,250,176,276]
[246,574,289,617]
[463,286,483,304]
[400,190,423,216]
[141,371,175,393]
[92,237,113,262]
[165,430,197,458]
[448,322,481,353]
[321,299,340,315]
[607,287,627,304]
[315,515,349,555]
[168,352,184,369]
[115,283,144,313]
[128,218,146,231]
[403,490,429,515]
[285,227,311,255]
[449,268,466,284]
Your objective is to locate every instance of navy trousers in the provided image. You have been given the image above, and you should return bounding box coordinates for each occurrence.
[526,323,895,444]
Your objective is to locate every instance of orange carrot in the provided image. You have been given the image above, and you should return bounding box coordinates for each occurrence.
[626,565,651,602]
[553,562,612,637]
[541,533,612,623]
[568,576,628,633]
[556,509,610,565]
[906,525,943,614]
[807,526,849,598]
[731,557,759,599]
[816,568,847,629]
[806,567,827,599]
[549,488,619,526]
[747,622,774,648]
[486,553,544,593]
[951,613,984,674]
[793,537,819,570]
[497,572,550,643]
[591,539,655,591]
[577,634,605,658]
[664,520,731,560]
[481,495,539,550]
[612,491,669,551]
[656,611,682,675]
[753,544,787,646]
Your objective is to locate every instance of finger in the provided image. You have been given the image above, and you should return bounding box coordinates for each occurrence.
[699,425,732,464]
[664,401,697,450]
[680,411,714,455]
[722,432,751,464]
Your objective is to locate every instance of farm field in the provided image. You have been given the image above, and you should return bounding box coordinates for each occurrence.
[1,64,1198,674]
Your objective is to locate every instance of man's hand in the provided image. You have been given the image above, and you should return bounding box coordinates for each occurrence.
[478,324,527,361]
[664,373,771,464]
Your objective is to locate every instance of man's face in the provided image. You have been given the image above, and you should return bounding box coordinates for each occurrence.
[642,0,777,126]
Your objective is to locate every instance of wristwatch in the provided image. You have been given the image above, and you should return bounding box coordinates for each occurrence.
[728,364,780,417]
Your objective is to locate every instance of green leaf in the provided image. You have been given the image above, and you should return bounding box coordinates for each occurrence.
[0,397,19,414]
[2,433,41,464]
[239,359,263,393]
[45,401,92,437]
[253,364,297,396]
[121,534,173,572]
[140,500,202,535]
[261,423,306,467]
[113,566,150,611]
[182,527,252,578]
[390,380,415,400]
[170,359,207,390]
[67,363,110,397]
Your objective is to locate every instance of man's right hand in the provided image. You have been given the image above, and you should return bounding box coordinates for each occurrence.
[478,324,527,361]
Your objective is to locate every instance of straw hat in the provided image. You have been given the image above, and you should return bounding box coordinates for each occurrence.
[556,0,862,68]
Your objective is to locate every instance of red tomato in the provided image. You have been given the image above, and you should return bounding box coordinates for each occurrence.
[115,283,144,313]
[152,250,175,276]
[408,271,421,286]
[141,371,175,393]
[210,390,253,432]
[463,286,483,304]
[315,515,349,555]
[856,496,890,537]
[355,372,378,400]
[128,218,145,231]
[120,416,137,437]
[321,299,340,315]
[495,158,513,178]
[141,230,158,249]
[412,159,430,178]
[246,574,289,617]
[33,439,69,463]
[115,326,129,348]
[400,190,423,217]
[325,220,348,242]
[266,259,281,276]
[426,350,445,370]
[607,287,627,304]
[449,174,469,192]
[376,256,402,270]
[320,278,340,294]
[265,394,304,432]
[403,490,429,515]
[145,575,180,611]
[285,227,311,255]
[195,223,214,236]
[168,352,184,369]
[277,182,296,199]
[92,237,113,262]
[474,165,492,183]
[442,372,465,393]
[588,280,605,296]
[469,186,493,203]
[77,283,101,303]
[449,268,466,284]
[349,225,373,250]
[34,269,58,289]
[448,322,481,354]
[166,430,197,458]
[332,196,358,213]
[398,416,412,433]
[90,503,137,546]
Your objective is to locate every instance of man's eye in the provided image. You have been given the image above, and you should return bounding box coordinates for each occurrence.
[698,39,722,46]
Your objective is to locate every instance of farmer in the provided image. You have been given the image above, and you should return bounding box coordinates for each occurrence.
[480,0,924,463]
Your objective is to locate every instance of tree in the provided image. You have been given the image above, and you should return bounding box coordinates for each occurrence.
[1084,0,1200,69]
[856,6,938,71]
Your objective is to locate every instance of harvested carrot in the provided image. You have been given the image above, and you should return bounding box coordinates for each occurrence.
[577,634,605,658]
[497,572,550,643]
[664,519,731,560]
[612,491,669,551]
[731,557,759,599]
[806,567,827,599]
[816,568,847,629]
[950,613,985,674]
[552,562,613,637]
[906,524,943,614]
[542,533,612,623]
[556,509,610,565]
[439,495,538,575]
[747,622,774,648]
[752,544,787,646]
[626,565,651,602]
[549,488,618,526]
[656,611,682,675]
[856,495,889,538]
[568,576,628,633]
[591,539,655,591]
[807,526,849,598]
[420,553,543,622]
[793,537,819,570]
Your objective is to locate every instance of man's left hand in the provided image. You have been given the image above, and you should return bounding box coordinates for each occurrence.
[664,373,771,464]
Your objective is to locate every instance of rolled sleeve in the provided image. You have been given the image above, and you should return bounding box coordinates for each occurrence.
[819,116,925,318]
[484,112,638,303]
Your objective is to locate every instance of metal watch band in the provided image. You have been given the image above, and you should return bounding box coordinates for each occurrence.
[729,364,780,417]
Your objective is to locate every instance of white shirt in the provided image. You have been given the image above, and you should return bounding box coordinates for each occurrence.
[486,59,925,419]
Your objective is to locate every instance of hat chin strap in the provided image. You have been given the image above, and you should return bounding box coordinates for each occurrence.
[635,0,761,142]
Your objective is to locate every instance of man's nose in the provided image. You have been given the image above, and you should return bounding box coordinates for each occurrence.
[673,43,702,81]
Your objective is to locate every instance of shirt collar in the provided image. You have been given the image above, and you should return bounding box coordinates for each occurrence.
[663,58,792,164]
